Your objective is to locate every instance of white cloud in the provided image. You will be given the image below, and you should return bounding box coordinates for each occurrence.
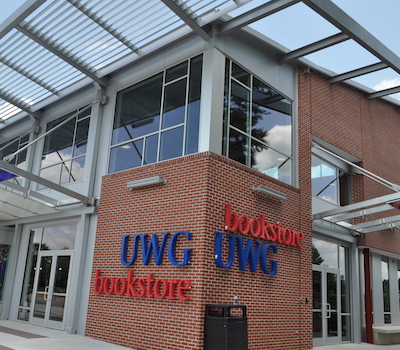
[373,78,400,100]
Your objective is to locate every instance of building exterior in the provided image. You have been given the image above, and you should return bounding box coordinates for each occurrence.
[1,1,400,349]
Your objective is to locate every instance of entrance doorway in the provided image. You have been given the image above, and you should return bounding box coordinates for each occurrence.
[30,251,72,330]
[312,238,351,346]
[313,266,340,346]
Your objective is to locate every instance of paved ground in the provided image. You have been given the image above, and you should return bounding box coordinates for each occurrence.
[0,320,399,350]
[0,320,133,350]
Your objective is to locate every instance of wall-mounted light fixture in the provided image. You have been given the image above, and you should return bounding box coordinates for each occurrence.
[252,185,287,202]
[127,176,167,190]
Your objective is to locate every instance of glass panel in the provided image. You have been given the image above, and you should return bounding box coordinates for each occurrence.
[144,134,158,165]
[313,270,322,339]
[232,62,250,87]
[342,315,351,342]
[33,293,46,319]
[327,312,338,337]
[70,156,85,182]
[312,155,338,204]
[230,81,250,133]
[36,256,52,292]
[185,55,202,155]
[313,312,323,339]
[43,115,75,162]
[312,239,338,268]
[313,270,322,310]
[39,164,61,185]
[53,256,70,293]
[251,140,291,179]
[109,139,144,173]
[229,128,248,166]
[382,257,391,323]
[0,245,10,302]
[252,79,292,155]
[162,78,187,129]
[159,126,184,161]
[41,224,77,251]
[73,118,90,157]
[60,160,72,185]
[18,229,41,320]
[166,61,187,83]
[112,73,163,145]
[50,295,65,322]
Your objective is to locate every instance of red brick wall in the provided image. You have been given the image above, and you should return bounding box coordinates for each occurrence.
[298,67,400,254]
[86,152,313,350]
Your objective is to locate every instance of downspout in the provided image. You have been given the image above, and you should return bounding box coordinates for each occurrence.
[364,248,373,343]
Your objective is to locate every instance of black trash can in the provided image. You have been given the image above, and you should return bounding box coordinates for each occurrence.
[204,304,248,350]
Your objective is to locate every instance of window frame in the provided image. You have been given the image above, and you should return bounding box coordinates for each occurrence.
[222,58,294,185]
[108,54,203,174]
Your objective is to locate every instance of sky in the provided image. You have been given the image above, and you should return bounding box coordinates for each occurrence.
[1,0,399,99]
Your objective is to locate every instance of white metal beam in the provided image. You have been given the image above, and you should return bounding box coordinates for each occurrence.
[218,0,301,36]
[17,22,109,87]
[67,0,142,55]
[0,88,43,119]
[302,0,400,75]
[0,56,59,95]
[0,0,46,40]
[368,86,400,99]
[0,160,95,206]
[330,62,388,84]
[279,32,349,64]
[160,0,211,41]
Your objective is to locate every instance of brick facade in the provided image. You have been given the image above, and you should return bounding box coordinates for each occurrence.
[86,152,313,350]
[86,67,400,349]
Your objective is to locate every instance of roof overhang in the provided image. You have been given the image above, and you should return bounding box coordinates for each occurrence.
[313,193,400,235]
[0,0,399,130]
[0,159,95,224]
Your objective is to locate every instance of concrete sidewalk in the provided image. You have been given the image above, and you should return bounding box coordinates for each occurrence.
[0,320,398,350]
[0,320,133,350]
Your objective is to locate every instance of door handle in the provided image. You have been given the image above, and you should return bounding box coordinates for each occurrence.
[44,286,49,301]
[326,303,331,319]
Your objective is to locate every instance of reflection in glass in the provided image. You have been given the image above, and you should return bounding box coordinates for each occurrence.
[109,140,143,173]
[312,155,338,204]
[41,224,77,251]
[50,295,66,322]
[162,79,187,129]
[18,229,41,321]
[312,238,338,268]
[230,81,250,133]
[223,59,293,185]
[313,270,322,339]
[33,294,46,319]
[0,245,10,302]
[40,107,91,185]
[112,73,163,145]
[160,127,184,161]
[53,256,70,293]
[109,55,202,173]
[382,257,391,324]
[342,315,351,342]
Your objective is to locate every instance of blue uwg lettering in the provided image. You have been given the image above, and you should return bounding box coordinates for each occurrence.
[214,232,279,275]
[120,231,192,267]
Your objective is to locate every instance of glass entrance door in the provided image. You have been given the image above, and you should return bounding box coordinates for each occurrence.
[313,266,340,346]
[30,251,72,330]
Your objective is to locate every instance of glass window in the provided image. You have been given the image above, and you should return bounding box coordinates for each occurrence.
[223,59,293,185]
[0,245,10,302]
[0,133,29,169]
[39,107,91,186]
[382,257,391,324]
[312,155,339,204]
[17,224,76,321]
[109,54,203,173]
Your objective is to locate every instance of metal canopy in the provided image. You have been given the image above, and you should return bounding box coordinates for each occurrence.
[313,193,400,235]
[0,0,399,129]
[0,159,95,222]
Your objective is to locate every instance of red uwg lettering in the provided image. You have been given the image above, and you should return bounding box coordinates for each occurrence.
[224,203,304,248]
[93,270,191,301]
